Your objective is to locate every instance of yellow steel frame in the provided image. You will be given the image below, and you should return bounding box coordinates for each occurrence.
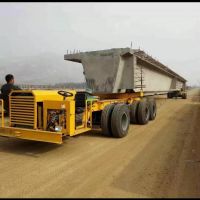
[0,126,62,144]
[0,90,143,144]
[65,100,75,136]
[72,98,96,136]
[0,99,4,128]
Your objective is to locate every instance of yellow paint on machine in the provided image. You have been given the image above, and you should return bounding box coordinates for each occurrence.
[0,89,143,144]
[0,127,63,144]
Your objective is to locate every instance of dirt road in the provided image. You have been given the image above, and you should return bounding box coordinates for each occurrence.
[0,88,200,198]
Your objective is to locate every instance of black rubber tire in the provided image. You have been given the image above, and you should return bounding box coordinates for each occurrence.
[137,101,150,125]
[111,104,130,138]
[101,104,115,136]
[182,93,187,99]
[184,93,187,99]
[167,92,172,98]
[148,99,157,121]
[130,101,139,124]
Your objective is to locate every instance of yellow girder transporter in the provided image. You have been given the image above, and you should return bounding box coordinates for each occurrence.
[0,89,157,144]
[0,48,188,144]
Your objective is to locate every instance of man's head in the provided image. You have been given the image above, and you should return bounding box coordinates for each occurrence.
[5,74,14,84]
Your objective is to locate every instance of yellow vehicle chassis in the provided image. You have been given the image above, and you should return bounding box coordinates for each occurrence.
[0,126,63,144]
[0,91,144,144]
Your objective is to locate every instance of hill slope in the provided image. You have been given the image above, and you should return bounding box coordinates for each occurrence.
[0,53,85,85]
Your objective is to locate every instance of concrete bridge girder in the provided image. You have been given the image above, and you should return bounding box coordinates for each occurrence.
[64,48,186,93]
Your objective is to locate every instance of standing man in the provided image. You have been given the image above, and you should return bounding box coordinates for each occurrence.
[1,74,21,116]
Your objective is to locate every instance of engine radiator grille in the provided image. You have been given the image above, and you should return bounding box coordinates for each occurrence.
[10,95,35,128]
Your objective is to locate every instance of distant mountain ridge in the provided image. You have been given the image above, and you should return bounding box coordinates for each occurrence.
[0,53,85,85]
[0,52,197,86]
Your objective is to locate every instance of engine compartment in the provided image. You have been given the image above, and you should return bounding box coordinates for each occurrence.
[9,90,92,133]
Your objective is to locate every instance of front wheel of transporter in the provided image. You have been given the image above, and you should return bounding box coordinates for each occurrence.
[101,104,115,137]
[130,101,139,124]
[148,99,157,121]
[137,100,150,125]
[111,104,130,138]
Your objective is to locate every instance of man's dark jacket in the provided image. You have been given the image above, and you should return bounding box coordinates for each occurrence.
[0,83,21,113]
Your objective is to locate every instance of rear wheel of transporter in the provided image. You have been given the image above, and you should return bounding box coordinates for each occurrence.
[148,99,157,121]
[101,104,115,137]
[182,93,187,99]
[130,101,139,124]
[137,101,150,125]
[167,92,172,98]
[111,104,130,138]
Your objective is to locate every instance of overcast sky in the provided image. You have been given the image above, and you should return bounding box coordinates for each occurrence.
[0,3,200,86]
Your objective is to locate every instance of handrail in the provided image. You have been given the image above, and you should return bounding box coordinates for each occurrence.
[85,98,98,128]
[0,99,4,127]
